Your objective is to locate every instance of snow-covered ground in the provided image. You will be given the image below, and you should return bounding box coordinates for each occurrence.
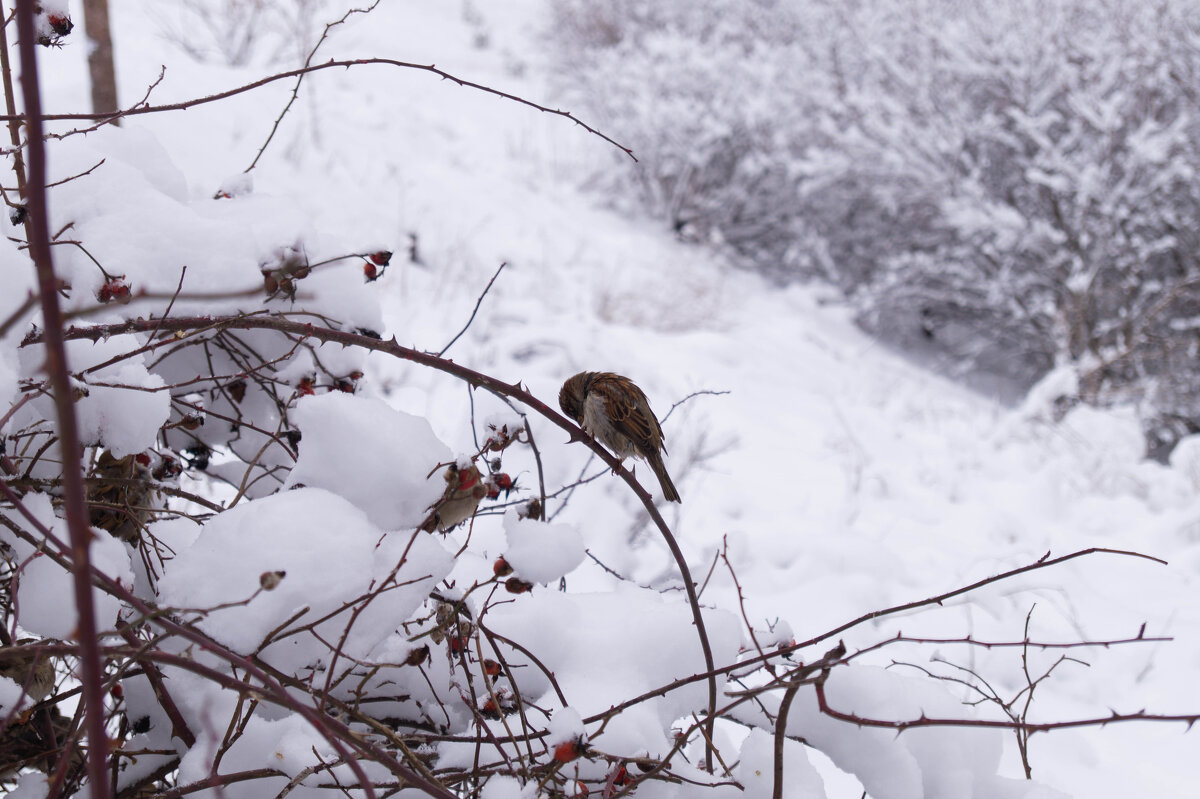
[27,1,1200,796]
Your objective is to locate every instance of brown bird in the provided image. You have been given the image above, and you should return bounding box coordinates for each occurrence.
[87,450,155,542]
[559,372,681,503]
[419,463,489,532]
[0,639,56,717]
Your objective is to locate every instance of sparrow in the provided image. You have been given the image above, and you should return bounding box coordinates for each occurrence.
[419,463,489,532]
[559,371,681,503]
[88,450,155,542]
[0,639,56,721]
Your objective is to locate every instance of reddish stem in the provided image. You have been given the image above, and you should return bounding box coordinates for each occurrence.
[13,2,110,796]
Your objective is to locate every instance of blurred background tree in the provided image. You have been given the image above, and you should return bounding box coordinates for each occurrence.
[549,0,1200,456]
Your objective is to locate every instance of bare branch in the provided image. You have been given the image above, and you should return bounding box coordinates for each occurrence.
[439,262,507,358]
[13,3,110,796]
[2,59,636,160]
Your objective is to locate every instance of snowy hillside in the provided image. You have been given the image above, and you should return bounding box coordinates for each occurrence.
[8,0,1197,797]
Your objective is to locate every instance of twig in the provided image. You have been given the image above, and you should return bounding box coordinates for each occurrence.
[788,548,1168,654]
[148,265,189,343]
[812,673,1200,733]
[0,291,38,338]
[43,66,166,142]
[115,623,196,747]
[438,262,507,357]
[245,1,382,172]
[721,537,768,666]
[0,7,27,201]
[772,679,803,799]
[660,389,731,425]
[8,59,636,160]
[44,158,105,189]
[584,549,628,580]
[845,629,1173,661]
[13,3,110,797]
[522,418,548,520]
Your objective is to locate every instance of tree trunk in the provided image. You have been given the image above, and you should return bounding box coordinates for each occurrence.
[81,0,118,124]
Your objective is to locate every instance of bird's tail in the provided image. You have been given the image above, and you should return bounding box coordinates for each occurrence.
[647,452,682,503]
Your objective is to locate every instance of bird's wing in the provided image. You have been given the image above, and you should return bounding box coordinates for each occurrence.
[594,374,663,453]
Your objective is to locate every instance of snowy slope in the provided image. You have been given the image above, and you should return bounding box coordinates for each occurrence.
[37,1,1200,796]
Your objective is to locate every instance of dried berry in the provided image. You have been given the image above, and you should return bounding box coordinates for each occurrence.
[227,379,247,404]
[97,278,131,304]
[259,570,286,590]
[404,644,430,667]
[47,14,72,36]
[553,739,585,763]
[487,472,516,500]
[152,456,182,481]
[493,557,513,578]
[517,498,543,521]
[479,697,501,719]
[504,577,533,595]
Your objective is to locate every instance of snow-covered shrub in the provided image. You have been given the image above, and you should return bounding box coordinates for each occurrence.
[0,4,1183,799]
[550,0,1200,442]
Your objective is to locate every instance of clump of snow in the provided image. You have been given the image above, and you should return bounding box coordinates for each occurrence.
[480,776,528,799]
[0,492,132,638]
[6,773,49,799]
[157,487,453,670]
[37,0,69,15]
[547,706,585,746]
[734,728,825,799]
[176,708,334,794]
[15,335,169,458]
[1169,435,1200,489]
[80,125,189,203]
[501,509,584,584]
[286,392,452,530]
[754,618,794,649]
[486,586,741,744]
[1019,365,1078,420]
[483,410,525,445]
[214,172,254,199]
[0,674,28,716]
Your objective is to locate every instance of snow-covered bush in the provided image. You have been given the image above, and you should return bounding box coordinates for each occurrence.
[549,0,1200,445]
[0,4,1190,799]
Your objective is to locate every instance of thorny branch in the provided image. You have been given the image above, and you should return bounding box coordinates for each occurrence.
[0,58,636,160]
[12,3,110,797]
